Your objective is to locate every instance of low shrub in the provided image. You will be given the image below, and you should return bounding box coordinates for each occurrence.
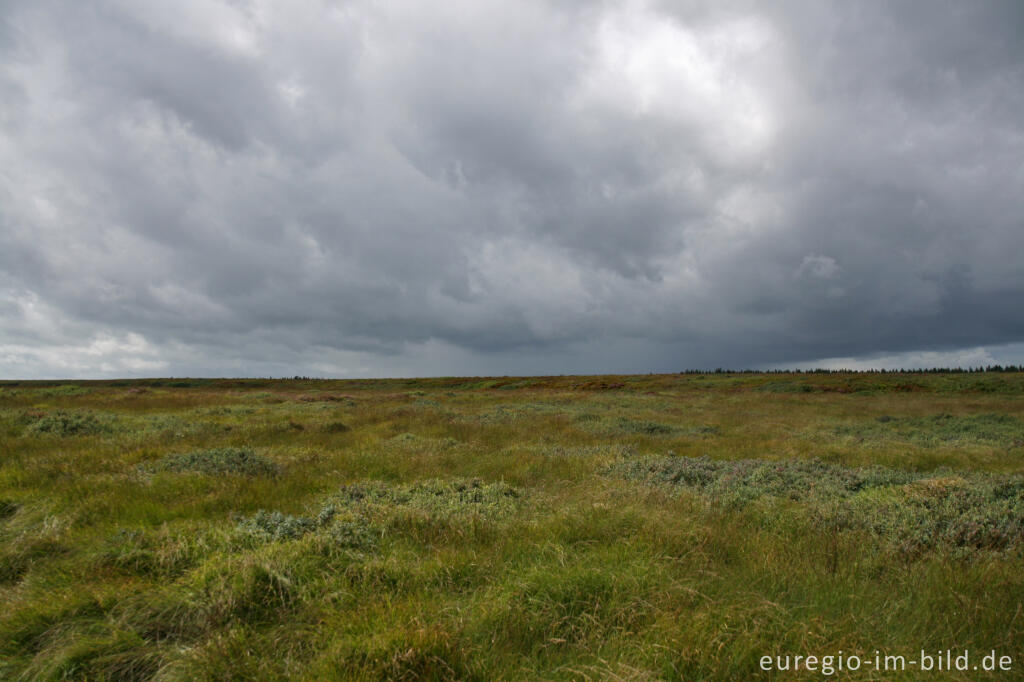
[235,505,379,549]
[236,510,319,541]
[834,413,1024,447]
[235,479,520,549]
[610,455,1024,556]
[23,411,114,437]
[148,448,279,477]
[611,456,916,500]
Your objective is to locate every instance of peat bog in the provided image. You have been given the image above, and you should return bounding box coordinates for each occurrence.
[1,372,1023,679]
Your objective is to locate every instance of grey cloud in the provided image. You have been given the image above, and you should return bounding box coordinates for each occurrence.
[1,0,1022,378]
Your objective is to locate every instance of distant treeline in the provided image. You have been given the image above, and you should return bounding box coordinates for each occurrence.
[679,366,1024,374]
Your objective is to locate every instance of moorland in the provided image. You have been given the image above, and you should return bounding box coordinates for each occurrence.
[1,371,1023,679]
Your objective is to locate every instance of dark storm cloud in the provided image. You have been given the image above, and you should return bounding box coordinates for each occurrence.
[1,0,1022,377]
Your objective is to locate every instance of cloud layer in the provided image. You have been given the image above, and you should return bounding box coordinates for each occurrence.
[2,0,1022,377]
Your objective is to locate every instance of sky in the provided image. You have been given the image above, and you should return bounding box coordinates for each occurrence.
[1,0,1023,378]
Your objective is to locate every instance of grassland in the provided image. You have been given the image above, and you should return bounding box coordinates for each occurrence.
[1,372,1023,680]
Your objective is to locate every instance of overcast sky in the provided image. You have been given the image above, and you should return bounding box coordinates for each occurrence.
[1,0,1023,378]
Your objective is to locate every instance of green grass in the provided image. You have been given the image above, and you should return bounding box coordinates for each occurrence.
[1,372,1023,679]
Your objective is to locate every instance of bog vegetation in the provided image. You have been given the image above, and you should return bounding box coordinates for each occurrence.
[1,372,1023,679]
